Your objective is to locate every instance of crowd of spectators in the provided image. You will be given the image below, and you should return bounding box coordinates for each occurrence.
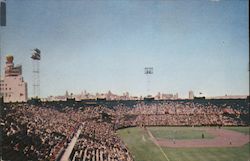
[1,104,132,161]
[71,120,133,161]
[114,101,248,128]
[1,104,83,160]
[1,100,248,161]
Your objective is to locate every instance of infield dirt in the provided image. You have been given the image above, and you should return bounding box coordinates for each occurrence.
[147,127,250,148]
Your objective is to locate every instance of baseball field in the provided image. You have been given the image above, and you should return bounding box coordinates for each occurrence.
[117,126,250,161]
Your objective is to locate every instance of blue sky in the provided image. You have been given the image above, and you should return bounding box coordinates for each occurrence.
[0,0,249,98]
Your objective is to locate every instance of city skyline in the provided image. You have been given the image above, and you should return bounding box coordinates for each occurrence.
[0,0,249,98]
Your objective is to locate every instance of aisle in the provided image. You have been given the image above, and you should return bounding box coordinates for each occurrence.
[60,125,82,161]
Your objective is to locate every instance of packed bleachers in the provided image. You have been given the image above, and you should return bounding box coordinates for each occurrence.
[70,120,133,161]
[1,104,83,160]
[1,99,248,161]
[114,101,248,128]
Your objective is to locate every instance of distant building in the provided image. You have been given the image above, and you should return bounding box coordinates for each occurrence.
[65,90,69,99]
[0,55,28,102]
[189,91,194,99]
[155,92,161,100]
[207,95,248,99]
[106,90,112,100]
[162,93,174,100]
[173,93,178,99]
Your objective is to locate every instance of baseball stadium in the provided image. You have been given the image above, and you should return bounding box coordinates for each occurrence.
[1,99,249,161]
[0,0,249,161]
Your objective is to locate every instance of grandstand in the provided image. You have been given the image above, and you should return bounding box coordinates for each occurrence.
[0,98,249,161]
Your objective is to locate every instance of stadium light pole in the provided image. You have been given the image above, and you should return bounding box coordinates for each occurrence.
[31,48,41,98]
[144,67,153,97]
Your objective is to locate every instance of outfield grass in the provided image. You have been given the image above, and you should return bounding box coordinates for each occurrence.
[163,143,250,161]
[222,126,250,135]
[117,127,250,161]
[148,126,214,140]
[118,127,168,161]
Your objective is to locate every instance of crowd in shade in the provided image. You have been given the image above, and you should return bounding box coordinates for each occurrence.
[1,100,248,161]
[1,104,84,160]
[114,101,248,128]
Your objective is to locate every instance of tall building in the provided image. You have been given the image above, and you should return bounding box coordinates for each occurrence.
[189,90,194,99]
[0,55,28,102]
[174,93,178,100]
[155,92,161,100]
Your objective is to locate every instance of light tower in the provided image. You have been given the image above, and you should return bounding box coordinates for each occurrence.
[31,48,41,98]
[144,67,153,97]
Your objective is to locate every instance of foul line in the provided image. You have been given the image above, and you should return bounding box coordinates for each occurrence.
[145,128,171,161]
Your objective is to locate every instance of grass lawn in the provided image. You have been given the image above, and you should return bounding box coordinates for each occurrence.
[148,126,214,140]
[163,143,250,161]
[222,126,250,135]
[117,127,168,161]
[118,127,250,161]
